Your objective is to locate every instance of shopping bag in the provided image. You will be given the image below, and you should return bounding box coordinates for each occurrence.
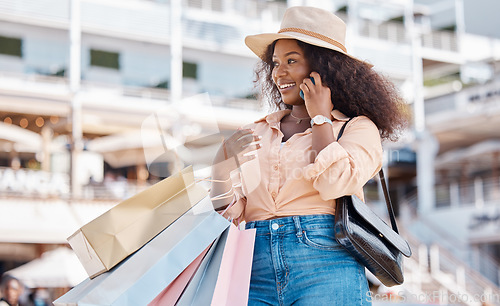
[176,223,256,306]
[68,166,206,278]
[54,196,230,306]
[211,223,256,306]
[148,244,212,306]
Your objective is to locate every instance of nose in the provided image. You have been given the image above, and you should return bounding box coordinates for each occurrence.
[273,64,287,82]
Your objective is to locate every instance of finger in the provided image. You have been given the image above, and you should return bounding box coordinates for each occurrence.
[241,142,261,153]
[236,134,261,147]
[310,72,321,86]
[236,154,256,165]
[299,83,309,96]
[238,143,261,157]
[226,138,260,157]
[237,133,256,143]
[224,130,253,149]
[303,77,313,89]
[230,128,254,140]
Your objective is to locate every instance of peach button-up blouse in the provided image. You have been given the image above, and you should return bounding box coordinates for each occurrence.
[225,109,383,222]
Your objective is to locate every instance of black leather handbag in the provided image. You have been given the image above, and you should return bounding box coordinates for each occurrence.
[334,119,412,287]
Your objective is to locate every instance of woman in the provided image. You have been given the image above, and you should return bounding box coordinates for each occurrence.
[210,6,409,305]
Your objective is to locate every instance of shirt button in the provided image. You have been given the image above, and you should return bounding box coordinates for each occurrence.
[273,165,279,171]
[271,191,277,198]
[272,223,279,230]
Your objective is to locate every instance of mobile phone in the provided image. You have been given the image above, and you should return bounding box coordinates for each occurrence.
[299,77,315,100]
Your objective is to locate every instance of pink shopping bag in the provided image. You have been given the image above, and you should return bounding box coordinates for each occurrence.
[211,223,256,306]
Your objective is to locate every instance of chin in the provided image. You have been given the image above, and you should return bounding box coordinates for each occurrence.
[281,96,302,106]
[284,100,304,106]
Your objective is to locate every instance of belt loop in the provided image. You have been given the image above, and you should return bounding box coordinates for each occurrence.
[293,216,302,238]
[246,221,256,229]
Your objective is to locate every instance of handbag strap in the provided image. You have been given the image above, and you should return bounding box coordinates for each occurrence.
[337,118,400,234]
[378,169,399,234]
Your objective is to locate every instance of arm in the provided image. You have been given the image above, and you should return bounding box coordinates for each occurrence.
[300,72,382,199]
[210,148,237,211]
[210,128,261,211]
[299,72,335,159]
[303,116,383,200]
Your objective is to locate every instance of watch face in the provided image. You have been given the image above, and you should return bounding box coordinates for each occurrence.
[314,116,324,124]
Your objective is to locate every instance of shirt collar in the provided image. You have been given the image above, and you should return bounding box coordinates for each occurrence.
[255,109,350,124]
[254,109,291,125]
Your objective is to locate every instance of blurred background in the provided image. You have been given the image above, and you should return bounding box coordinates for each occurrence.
[0,0,499,304]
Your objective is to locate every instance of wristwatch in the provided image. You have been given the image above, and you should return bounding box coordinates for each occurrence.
[310,115,333,127]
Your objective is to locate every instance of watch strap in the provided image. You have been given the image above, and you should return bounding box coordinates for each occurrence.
[310,115,333,127]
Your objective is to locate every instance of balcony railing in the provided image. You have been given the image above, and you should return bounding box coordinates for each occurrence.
[360,19,407,44]
[425,77,500,116]
[434,176,500,208]
[0,0,461,55]
[0,71,262,111]
[422,30,458,52]
[400,175,500,210]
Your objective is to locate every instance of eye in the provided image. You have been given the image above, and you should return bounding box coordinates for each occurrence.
[272,61,279,67]
[288,59,296,64]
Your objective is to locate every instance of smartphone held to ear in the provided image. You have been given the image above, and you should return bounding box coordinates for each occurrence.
[299,77,315,99]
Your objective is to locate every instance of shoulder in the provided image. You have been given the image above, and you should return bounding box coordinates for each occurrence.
[341,115,381,142]
[333,111,379,135]
[332,110,377,131]
[349,115,378,130]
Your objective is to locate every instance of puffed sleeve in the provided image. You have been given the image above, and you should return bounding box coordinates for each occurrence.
[303,116,382,201]
[221,165,246,220]
[217,121,259,220]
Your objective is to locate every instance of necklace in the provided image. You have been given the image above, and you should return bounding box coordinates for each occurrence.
[289,113,310,124]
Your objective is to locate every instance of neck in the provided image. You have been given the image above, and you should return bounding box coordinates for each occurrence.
[290,105,309,118]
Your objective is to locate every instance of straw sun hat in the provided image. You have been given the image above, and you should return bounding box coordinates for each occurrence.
[245,6,370,66]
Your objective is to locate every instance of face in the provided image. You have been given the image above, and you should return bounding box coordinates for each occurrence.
[4,279,21,305]
[272,39,311,105]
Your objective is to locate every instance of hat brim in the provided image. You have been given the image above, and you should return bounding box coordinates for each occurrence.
[245,32,372,67]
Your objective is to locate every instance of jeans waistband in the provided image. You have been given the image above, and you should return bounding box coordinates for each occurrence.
[245,214,335,235]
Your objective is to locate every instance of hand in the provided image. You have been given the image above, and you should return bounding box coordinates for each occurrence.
[221,129,261,168]
[299,72,333,118]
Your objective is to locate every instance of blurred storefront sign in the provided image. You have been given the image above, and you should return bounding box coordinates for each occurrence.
[0,167,69,197]
[469,209,500,244]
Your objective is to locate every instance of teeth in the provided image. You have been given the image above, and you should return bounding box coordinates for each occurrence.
[279,83,295,89]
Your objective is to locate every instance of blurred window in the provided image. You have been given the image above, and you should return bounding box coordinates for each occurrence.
[90,49,120,70]
[183,61,197,79]
[0,35,22,57]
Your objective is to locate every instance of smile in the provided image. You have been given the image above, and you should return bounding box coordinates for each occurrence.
[278,83,295,89]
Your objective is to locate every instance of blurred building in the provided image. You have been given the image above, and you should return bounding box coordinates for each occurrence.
[0,0,500,303]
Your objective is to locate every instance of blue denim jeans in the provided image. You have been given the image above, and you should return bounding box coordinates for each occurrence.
[245,214,371,305]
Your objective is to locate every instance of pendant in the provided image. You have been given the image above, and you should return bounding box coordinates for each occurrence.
[289,114,308,125]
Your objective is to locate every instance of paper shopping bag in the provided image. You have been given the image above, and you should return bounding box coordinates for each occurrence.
[68,166,206,278]
[54,196,230,306]
[176,223,256,306]
[175,227,229,306]
[148,244,212,306]
[211,223,256,306]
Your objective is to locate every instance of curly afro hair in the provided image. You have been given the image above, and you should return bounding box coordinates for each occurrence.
[254,40,411,141]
